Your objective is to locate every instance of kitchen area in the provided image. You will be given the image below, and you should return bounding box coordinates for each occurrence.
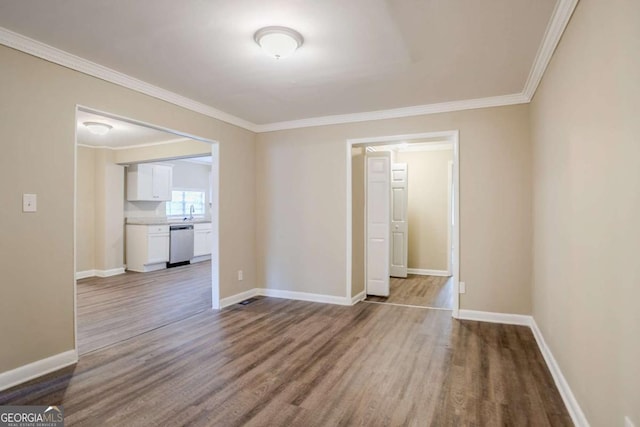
[124,159,213,273]
[75,109,216,280]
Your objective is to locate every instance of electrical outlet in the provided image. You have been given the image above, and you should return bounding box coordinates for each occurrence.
[237,270,243,281]
[23,193,37,212]
[625,416,636,427]
[459,281,466,294]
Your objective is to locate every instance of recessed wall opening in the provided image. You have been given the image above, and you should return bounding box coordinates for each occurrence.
[346,131,460,316]
[74,106,220,355]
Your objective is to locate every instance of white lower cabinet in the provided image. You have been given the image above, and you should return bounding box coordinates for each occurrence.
[126,225,170,272]
[193,223,212,259]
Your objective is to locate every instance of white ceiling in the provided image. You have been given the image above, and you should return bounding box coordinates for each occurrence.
[76,110,182,148]
[0,0,557,125]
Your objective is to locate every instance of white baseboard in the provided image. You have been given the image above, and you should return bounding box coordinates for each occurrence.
[0,350,77,392]
[95,267,125,277]
[258,288,350,305]
[220,287,354,308]
[127,263,166,273]
[76,267,125,279]
[75,270,95,280]
[457,309,532,326]
[219,288,260,309]
[350,291,366,305]
[530,319,590,427]
[190,255,211,264]
[407,268,451,277]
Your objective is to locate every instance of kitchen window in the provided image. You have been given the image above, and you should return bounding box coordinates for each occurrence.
[166,190,206,218]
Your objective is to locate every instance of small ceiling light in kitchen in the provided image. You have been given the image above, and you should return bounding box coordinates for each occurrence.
[83,122,112,135]
[254,26,303,59]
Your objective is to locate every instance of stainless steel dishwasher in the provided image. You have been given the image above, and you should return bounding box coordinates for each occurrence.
[169,224,194,266]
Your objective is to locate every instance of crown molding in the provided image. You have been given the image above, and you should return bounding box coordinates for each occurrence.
[0,27,259,132]
[1,0,577,135]
[254,93,529,132]
[522,0,579,100]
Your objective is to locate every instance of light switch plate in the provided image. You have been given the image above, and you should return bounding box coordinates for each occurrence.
[23,194,37,212]
[459,281,466,294]
[237,270,243,281]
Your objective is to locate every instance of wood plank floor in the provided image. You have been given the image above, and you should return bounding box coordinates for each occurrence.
[1,297,570,426]
[366,274,453,309]
[76,261,211,354]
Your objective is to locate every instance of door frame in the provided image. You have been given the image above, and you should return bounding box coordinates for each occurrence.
[447,160,454,276]
[345,130,460,317]
[73,105,221,354]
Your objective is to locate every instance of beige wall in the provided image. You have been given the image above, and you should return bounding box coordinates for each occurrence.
[351,147,365,297]
[257,104,532,314]
[0,44,256,373]
[530,0,640,425]
[76,146,96,272]
[397,149,453,271]
[218,123,256,299]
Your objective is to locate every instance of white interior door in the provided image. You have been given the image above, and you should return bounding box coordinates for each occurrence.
[366,152,390,296]
[390,163,408,278]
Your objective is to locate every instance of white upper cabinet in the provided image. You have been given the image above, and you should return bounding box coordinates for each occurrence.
[127,164,173,201]
[151,165,172,201]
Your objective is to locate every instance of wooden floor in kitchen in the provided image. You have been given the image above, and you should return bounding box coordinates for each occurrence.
[76,260,212,354]
[1,283,570,425]
[365,274,453,309]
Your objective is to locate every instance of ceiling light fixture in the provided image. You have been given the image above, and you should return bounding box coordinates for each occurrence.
[83,122,112,135]
[254,26,303,59]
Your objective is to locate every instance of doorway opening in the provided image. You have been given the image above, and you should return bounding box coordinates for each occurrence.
[73,106,220,355]
[346,131,460,317]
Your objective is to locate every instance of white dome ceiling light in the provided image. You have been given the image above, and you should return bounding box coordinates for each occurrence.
[83,121,112,135]
[254,26,303,59]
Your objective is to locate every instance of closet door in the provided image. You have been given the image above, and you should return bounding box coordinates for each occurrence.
[366,152,390,296]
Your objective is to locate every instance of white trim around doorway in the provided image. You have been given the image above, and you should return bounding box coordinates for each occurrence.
[345,130,460,318]
[73,105,222,355]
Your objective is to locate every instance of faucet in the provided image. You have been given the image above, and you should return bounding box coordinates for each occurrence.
[189,204,195,221]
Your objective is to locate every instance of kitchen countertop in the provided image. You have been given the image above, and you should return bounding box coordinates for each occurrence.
[126,217,212,226]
